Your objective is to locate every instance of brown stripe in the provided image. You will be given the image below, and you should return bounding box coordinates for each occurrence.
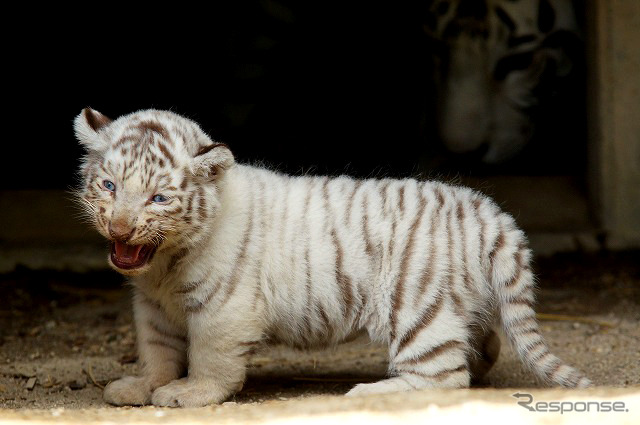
[238,340,262,347]
[512,318,539,334]
[197,187,207,221]
[516,330,543,341]
[400,340,464,364]
[184,280,221,313]
[434,187,445,210]
[218,195,256,307]
[166,205,183,215]
[239,347,259,357]
[157,142,176,168]
[511,313,538,327]
[414,211,438,307]
[289,180,302,273]
[265,180,279,298]
[146,338,184,353]
[390,193,427,338]
[345,180,362,226]
[517,240,528,252]
[534,352,557,372]
[250,278,264,314]
[357,272,368,305]
[429,365,467,382]
[254,180,268,305]
[185,192,195,215]
[398,185,406,216]
[472,198,486,264]
[137,120,169,139]
[237,339,262,357]
[300,179,314,335]
[505,251,523,287]
[488,229,506,279]
[396,290,445,354]
[449,289,466,320]
[443,205,465,320]
[527,340,548,359]
[239,346,260,357]
[389,210,398,259]
[508,296,534,308]
[321,177,330,209]
[379,180,391,217]
[196,142,229,156]
[331,229,354,320]
[317,302,332,339]
[138,292,164,312]
[546,359,563,379]
[114,135,135,148]
[457,201,473,293]
[174,279,205,295]
[446,206,454,279]
[361,194,375,258]
[279,178,290,257]
[147,320,187,343]
[180,175,189,190]
[121,157,129,183]
[321,178,353,321]
[403,364,467,383]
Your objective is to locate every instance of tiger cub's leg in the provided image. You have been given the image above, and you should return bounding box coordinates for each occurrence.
[469,328,501,383]
[347,301,472,396]
[104,291,187,406]
[151,304,262,407]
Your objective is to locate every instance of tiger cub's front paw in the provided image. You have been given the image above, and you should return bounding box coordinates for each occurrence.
[103,376,152,406]
[151,378,239,407]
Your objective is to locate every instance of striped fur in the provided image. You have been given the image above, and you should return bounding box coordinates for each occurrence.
[75,108,591,407]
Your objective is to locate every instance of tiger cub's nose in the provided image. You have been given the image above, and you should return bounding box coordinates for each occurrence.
[109,221,136,242]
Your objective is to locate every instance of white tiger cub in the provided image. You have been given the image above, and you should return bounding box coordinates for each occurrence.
[74,108,590,407]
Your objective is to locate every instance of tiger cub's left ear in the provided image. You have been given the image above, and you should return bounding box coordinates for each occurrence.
[74,108,112,151]
[192,143,235,179]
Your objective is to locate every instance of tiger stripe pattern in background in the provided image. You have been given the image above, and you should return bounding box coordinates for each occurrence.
[75,108,591,407]
[425,0,581,163]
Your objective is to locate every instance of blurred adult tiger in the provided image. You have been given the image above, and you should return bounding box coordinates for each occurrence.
[74,108,590,407]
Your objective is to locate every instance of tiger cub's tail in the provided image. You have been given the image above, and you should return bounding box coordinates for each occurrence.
[491,226,591,388]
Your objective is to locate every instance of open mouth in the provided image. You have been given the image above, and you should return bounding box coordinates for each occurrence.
[110,241,157,270]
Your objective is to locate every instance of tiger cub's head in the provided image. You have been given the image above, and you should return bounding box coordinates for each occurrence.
[74,108,234,276]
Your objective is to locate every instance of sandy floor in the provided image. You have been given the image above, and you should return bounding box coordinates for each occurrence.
[0,251,638,409]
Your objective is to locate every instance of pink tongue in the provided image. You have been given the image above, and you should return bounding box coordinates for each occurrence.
[114,242,144,263]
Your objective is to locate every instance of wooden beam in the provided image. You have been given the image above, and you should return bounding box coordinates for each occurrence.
[588,0,640,249]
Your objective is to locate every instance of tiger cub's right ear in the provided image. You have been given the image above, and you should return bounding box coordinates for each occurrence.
[192,143,235,179]
[74,108,112,151]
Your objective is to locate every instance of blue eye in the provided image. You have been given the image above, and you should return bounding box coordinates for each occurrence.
[152,194,168,203]
[103,180,115,191]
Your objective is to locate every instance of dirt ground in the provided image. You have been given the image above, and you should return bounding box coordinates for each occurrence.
[0,251,638,410]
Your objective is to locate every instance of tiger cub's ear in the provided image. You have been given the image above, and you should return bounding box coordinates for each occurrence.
[191,143,235,179]
[74,108,112,151]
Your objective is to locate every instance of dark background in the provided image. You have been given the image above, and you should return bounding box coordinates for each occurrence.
[3,1,585,190]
